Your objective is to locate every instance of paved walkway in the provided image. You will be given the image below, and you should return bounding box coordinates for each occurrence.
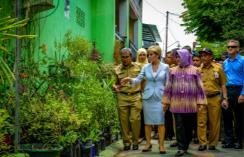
[100,139,244,157]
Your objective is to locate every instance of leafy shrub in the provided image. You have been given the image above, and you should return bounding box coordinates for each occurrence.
[0,109,13,151]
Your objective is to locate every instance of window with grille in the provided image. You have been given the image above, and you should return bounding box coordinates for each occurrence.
[76,7,85,28]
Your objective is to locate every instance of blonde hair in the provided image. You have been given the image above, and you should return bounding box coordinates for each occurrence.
[136,48,148,64]
[148,45,162,59]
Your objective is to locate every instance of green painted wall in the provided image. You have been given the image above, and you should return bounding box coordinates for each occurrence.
[1,0,142,63]
[32,0,116,63]
[91,0,115,63]
[32,0,92,61]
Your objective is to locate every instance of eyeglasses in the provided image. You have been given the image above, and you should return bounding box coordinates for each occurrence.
[227,46,238,49]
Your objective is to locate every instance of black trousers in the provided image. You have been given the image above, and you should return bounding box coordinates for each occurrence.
[174,113,197,150]
[165,110,174,139]
[222,86,244,145]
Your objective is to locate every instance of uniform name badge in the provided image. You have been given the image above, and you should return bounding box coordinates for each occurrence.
[214,71,219,78]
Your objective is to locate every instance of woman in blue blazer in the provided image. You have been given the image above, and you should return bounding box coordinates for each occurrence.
[122,45,169,154]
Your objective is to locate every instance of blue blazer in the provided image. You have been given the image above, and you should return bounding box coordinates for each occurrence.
[133,62,169,100]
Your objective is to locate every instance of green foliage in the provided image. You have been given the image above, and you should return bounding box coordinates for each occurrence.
[61,32,119,142]
[0,109,13,151]
[182,0,244,47]
[196,41,226,58]
[2,153,29,157]
[0,15,36,84]
[20,94,81,147]
[18,31,119,147]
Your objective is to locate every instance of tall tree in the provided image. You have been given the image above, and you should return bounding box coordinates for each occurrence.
[181,0,244,47]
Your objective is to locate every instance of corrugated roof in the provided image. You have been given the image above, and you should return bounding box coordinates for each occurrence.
[142,23,162,42]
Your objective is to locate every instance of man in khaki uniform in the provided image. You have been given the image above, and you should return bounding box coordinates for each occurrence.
[113,48,142,151]
[198,48,228,151]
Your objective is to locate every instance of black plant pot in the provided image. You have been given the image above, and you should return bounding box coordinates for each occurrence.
[81,140,93,157]
[103,132,112,146]
[60,146,73,157]
[100,138,106,150]
[61,142,81,157]
[94,141,101,156]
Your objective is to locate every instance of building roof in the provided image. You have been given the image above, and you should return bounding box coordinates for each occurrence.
[142,23,162,42]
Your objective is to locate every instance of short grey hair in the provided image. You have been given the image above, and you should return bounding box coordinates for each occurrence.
[227,39,240,47]
[120,48,132,56]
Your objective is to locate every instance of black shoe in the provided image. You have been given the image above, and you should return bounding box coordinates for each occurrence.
[132,144,139,150]
[208,146,216,150]
[234,143,243,149]
[198,145,207,151]
[159,146,166,154]
[170,142,178,147]
[222,143,234,148]
[142,144,152,152]
[193,138,199,144]
[123,145,130,151]
[160,150,166,154]
[221,140,226,144]
[175,150,186,157]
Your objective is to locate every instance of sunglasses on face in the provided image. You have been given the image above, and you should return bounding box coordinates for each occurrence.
[227,46,238,49]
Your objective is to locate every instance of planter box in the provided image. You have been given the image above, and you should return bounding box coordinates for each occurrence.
[20,144,63,157]
[2,153,29,157]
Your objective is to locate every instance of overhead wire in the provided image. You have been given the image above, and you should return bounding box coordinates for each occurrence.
[144,0,183,51]
[144,0,181,25]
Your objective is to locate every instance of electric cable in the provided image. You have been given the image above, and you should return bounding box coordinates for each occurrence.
[30,0,60,22]
[144,0,181,25]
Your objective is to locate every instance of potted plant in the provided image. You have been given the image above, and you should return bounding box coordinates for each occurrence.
[19,93,81,157]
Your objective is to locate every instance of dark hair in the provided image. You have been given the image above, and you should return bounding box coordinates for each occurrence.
[182,45,192,53]
[192,51,200,58]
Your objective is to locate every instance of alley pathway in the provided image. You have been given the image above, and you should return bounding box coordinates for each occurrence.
[100,139,244,157]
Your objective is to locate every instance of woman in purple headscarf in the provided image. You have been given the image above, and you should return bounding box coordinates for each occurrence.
[162,49,207,157]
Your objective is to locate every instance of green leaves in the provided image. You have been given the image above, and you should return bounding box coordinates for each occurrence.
[182,0,244,46]
[18,32,119,147]
[0,14,36,84]
[0,109,13,151]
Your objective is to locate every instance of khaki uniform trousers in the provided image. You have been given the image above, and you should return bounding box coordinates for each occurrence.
[197,95,221,146]
[118,97,142,146]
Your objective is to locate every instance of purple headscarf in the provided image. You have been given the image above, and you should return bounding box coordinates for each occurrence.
[176,49,192,67]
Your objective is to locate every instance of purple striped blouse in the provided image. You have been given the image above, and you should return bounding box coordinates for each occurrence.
[163,65,207,113]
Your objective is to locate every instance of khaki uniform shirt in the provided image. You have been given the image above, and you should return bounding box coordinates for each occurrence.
[114,62,142,101]
[169,64,176,69]
[200,62,227,95]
